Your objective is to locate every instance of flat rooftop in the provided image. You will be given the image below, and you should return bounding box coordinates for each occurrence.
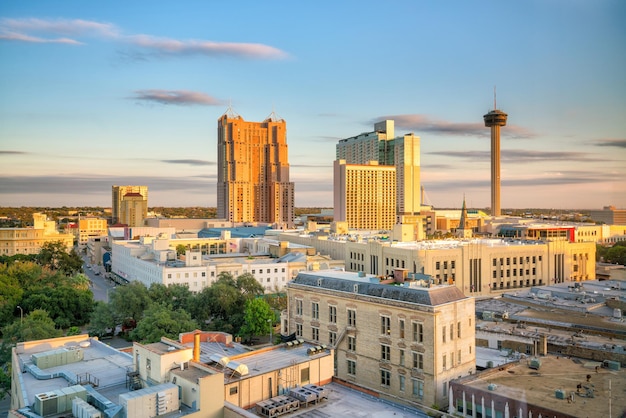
[458,355,626,418]
[191,341,331,383]
[15,336,133,407]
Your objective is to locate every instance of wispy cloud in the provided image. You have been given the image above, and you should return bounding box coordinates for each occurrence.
[125,35,288,60]
[0,18,118,44]
[427,149,607,163]
[130,89,223,106]
[161,159,215,166]
[0,17,288,60]
[0,150,30,155]
[593,138,626,149]
[373,114,535,139]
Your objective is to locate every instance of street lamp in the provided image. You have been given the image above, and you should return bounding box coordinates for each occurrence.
[17,305,23,324]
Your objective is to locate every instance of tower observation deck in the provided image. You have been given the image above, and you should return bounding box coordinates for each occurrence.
[484,109,508,217]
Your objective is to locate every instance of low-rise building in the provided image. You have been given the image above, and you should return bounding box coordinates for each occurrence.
[285,269,475,410]
[0,212,74,256]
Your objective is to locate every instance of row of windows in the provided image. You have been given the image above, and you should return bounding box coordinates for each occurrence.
[347,361,426,399]
[435,260,456,270]
[492,255,542,266]
[492,268,536,278]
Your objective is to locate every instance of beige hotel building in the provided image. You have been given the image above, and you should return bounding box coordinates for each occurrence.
[0,213,73,256]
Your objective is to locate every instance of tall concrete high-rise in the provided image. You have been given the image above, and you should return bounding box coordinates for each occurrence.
[217,108,294,228]
[483,103,507,217]
[111,185,148,225]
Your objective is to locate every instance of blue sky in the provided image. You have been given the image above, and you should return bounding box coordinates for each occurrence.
[1,1,625,210]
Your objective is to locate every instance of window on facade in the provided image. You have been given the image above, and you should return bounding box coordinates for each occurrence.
[296,299,303,315]
[412,379,424,399]
[443,326,446,343]
[436,261,440,269]
[296,324,302,337]
[451,260,455,269]
[443,354,447,370]
[450,324,454,341]
[457,322,461,338]
[443,261,448,269]
[412,352,423,370]
[329,331,336,345]
[413,322,423,343]
[167,274,172,279]
[348,309,356,327]
[301,367,310,382]
[399,349,405,367]
[312,327,319,341]
[399,319,405,339]
[329,306,337,323]
[381,344,390,361]
[229,386,238,395]
[348,335,356,351]
[347,360,356,376]
[399,375,405,392]
[202,272,206,277]
[381,316,391,335]
[380,370,390,387]
[458,349,462,364]
[312,302,319,319]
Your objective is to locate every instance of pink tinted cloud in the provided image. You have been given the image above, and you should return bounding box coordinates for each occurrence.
[130,89,224,106]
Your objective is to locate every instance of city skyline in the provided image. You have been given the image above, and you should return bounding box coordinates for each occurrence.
[1,1,625,210]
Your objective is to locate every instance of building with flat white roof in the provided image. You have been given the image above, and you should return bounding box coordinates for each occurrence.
[278,231,596,298]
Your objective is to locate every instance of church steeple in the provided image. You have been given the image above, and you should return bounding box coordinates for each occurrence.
[457,195,472,238]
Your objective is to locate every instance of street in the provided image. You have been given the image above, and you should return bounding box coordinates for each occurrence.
[82,255,115,302]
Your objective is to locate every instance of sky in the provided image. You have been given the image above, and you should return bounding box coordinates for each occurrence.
[1,1,625,210]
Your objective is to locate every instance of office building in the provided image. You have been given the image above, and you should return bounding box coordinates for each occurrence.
[590,205,626,225]
[333,160,396,230]
[286,270,475,409]
[217,109,295,228]
[70,216,108,246]
[0,213,73,256]
[277,231,597,298]
[111,185,148,225]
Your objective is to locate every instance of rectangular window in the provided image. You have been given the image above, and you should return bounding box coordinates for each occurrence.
[399,349,405,367]
[348,335,356,351]
[457,322,461,338]
[450,324,454,341]
[412,352,423,369]
[458,349,462,364]
[347,360,356,376]
[296,324,302,337]
[381,316,391,335]
[413,322,423,343]
[381,344,390,361]
[399,375,405,392]
[312,302,319,319]
[312,327,319,341]
[229,386,238,395]
[436,261,441,269]
[380,369,390,387]
[301,367,310,383]
[329,306,337,323]
[329,331,337,345]
[296,299,303,315]
[443,354,447,370]
[451,260,456,269]
[412,379,424,399]
[443,326,446,343]
[348,309,356,327]
[399,319,405,339]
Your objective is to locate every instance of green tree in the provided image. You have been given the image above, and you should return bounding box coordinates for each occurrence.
[239,298,274,341]
[176,244,187,256]
[0,310,62,397]
[36,241,83,276]
[109,281,151,324]
[148,283,194,312]
[236,273,265,300]
[20,286,94,329]
[605,246,626,265]
[87,301,117,338]
[0,274,23,330]
[130,304,198,344]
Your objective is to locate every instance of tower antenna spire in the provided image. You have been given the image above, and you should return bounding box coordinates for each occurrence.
[494,85,497,110]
